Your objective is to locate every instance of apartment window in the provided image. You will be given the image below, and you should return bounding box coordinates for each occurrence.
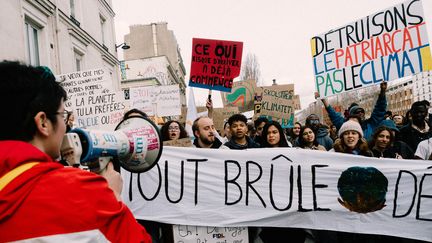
[74,51,83,71]
[100,15,106,45]
[25,21,40,66]
[70,0,75,17]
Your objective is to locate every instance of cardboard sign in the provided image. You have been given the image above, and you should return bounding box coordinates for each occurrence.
[123,147,432,242]
[221,79,258,112]
[254,95,294,127]
[311,0,432,97]
[212,107,239,132]
[163,138,192,147]
[189,38,243,92]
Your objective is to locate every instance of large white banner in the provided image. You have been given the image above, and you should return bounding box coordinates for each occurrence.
[122,147,432,241]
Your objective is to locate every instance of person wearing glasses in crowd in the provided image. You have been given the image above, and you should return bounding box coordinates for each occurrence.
[161,120,189,141]
[319,81,388,141]
[0,61,151,242]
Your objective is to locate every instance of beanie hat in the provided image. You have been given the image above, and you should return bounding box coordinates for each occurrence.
[349,105,362,115]
[338,120,364,138]
[379,119,399,132]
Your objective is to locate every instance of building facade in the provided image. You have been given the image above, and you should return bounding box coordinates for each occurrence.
[0,0,120,89]
[120,22,187,111]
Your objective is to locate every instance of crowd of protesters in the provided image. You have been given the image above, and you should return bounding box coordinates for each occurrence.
[1,61,431,243]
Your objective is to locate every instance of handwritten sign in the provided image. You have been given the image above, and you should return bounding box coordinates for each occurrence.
[58,69,126,129]
[189,38,243,92]
[123,147,432,242]
[311,0,432,97]
[221,80,257,112]
[130,85,181,117]
[172,225,248,243]
[253,84,295,127]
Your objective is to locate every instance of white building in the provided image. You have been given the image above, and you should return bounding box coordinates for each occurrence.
[0,0,120,89]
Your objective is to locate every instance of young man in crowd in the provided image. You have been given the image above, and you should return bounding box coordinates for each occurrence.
[192,116,227,149]
[224,114,260,149]
[0,61,151,242]
[320,81,388,141]
[398,101,432,152]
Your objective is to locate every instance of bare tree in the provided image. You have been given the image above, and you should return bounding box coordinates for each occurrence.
[240,53,261,85]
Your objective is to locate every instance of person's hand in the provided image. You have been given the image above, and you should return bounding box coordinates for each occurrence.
[206,97,213,118]
[100,162,123,201]
[380,81,387,94]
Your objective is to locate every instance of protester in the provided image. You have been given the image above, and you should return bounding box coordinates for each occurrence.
[298,126,326,151]
[378,119,414,159]
[331,120,373,156]
[224,114,260,149]
[192,116,228,149]
[320,81,388,141]
[398,101,432,152]
[329,124,338,141]
[392,114,405,128]
[260,120,291,148]
[0,61,150,242]
[369,126,403,159]
[123,108,148,119]
[287,121,302,146]
[65,111,74,132]
[253,117,269,145]
[221,120,231,143]
[415,138,432,160]
[161,120,188,141]
[304,114,333,150]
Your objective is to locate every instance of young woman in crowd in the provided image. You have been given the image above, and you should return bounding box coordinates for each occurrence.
[297,126,326,151]
[369,120,414,159]
[260,120,291,148]
[331,120,373,157]
[161,120,188,141]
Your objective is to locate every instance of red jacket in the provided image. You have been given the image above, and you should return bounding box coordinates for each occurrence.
[0,141,151,242]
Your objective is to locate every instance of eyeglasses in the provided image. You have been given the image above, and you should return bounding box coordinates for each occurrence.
[168,126,180,131]
[308,119,320,125]
[55,110,71,122]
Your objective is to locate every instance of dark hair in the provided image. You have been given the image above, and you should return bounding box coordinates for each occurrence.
[411,101,427,110]
[0,61,67,141]
[287,122,302,139]
[160,120,188,141]
[369,126,395,150]
[123,108,148,119]
[420,99,430,107]
[254,117,268,129]
[260,120,289,147]
[227,113,248,126]
[298,126,320,148]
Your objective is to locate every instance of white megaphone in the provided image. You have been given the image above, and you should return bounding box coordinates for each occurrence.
[61,116,162,173]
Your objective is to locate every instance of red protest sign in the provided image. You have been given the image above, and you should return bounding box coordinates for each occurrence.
[189,38,243,92]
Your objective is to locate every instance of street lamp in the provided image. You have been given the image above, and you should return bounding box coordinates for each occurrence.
[115,42,130,50]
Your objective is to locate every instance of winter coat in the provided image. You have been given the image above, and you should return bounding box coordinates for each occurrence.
[325,93,387,141]
[0,141,151,243]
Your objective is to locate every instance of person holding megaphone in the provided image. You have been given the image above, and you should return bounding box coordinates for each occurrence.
[0,61,152,243]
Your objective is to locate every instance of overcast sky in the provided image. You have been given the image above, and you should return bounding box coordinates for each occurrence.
[112,0,432,108]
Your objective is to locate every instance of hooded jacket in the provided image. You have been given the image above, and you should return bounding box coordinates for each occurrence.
[0,141,151,243]
[224,136,260,150]
[325,93,387,141]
